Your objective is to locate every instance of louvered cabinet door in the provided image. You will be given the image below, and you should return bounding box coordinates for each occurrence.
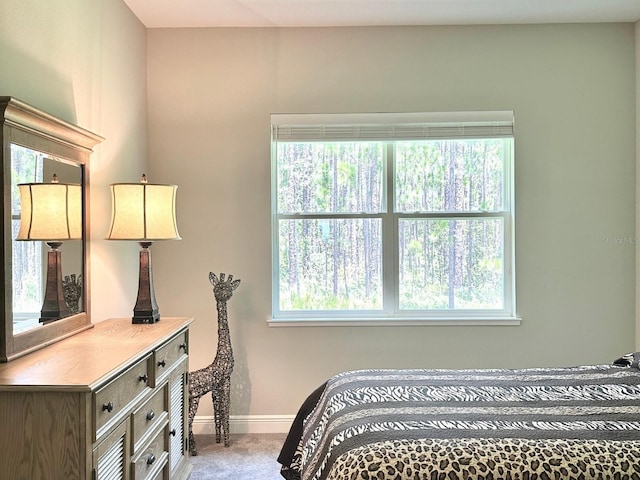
[94,419,130,480]
[168,358,190,479]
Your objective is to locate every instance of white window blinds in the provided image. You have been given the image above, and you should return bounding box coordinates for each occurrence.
[271,111,515,142]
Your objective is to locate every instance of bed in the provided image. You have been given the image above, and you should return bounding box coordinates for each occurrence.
[278,354,640,480]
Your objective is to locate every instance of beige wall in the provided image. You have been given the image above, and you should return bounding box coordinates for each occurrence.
[147,24,636,417]
[1,3,636,420]
[0,0,148,322]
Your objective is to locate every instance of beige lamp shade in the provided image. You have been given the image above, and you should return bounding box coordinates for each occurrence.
[107,182,181,241]
[16,182,82,241]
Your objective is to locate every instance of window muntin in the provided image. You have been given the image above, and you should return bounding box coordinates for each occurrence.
[271,112,515,322]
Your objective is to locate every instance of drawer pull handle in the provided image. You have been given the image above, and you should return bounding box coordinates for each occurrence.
[169,429,177,436]
[146,453,156,465]
[157,359,166,368]
[146,410,155,421]
[179,343,188,353]
[102,402,114,413]
[139,373,149,383]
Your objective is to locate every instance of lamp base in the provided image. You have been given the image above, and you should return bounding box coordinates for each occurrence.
[40,243,69,323]
[132,311,160,324]
[133,242,161,324]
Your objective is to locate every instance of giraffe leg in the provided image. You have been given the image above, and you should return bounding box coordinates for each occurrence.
[220,375,231,447]
[189,369,213,456]
[213,387,222,444]
[188,394,201,456]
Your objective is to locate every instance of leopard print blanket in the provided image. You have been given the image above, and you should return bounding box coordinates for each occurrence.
[279,364,640,480]
[327,438,640,480]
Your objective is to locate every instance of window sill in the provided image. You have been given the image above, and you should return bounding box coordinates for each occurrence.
[268,317,522,327]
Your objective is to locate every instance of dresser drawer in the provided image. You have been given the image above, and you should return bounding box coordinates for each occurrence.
[132,383,168,450]
[154,330,188,382]
[95,354,152,438]
[132,429,168,480]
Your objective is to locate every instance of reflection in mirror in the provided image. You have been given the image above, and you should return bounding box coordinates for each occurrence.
[11,146,83,334]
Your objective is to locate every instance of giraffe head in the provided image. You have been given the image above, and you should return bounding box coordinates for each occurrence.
[209,272,241,303]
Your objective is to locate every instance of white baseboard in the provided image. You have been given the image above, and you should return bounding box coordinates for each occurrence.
[192,415,295,434]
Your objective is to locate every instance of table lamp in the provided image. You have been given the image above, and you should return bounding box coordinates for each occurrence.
[16,174,82,322]
[107,174,181,323]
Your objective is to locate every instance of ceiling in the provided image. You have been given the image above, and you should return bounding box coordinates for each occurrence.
[123,0,640,28]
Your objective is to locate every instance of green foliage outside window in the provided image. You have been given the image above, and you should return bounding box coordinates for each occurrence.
[273,130,514,319]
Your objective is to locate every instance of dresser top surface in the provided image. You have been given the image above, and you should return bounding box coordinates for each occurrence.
[0,317,192,390]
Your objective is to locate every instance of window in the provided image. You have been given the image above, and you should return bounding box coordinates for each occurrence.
[11,144,44,327]
[271,112,516,325]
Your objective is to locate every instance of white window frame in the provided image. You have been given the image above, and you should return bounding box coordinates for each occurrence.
[270,112,519,326]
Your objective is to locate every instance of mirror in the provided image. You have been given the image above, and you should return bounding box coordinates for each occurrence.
[11,149,84,333]
[0,97,102,362]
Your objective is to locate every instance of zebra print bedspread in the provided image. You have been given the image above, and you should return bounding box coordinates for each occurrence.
[278,360,640,480]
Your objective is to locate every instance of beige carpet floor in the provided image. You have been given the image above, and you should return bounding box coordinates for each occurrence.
[189,433,288,480]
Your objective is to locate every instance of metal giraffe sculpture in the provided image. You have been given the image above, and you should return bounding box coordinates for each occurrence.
[187,272,241,455]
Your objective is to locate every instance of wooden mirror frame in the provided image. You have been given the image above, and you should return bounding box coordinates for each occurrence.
[0,97,103,362]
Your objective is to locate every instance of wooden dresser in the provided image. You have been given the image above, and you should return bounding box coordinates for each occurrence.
[0,316,193,480]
